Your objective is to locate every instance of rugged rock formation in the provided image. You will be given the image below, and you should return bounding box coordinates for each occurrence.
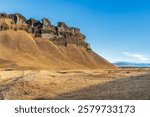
[0,13,90,49]
[0,13,116,70]
[0,13,8,18]
[9,13,26,25]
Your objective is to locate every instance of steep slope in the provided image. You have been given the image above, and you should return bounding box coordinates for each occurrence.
[0,30,115,70]
[0,13,116,70]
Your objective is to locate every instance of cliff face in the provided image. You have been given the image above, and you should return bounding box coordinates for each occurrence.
[0,13,116,70]
[0,13,90,49]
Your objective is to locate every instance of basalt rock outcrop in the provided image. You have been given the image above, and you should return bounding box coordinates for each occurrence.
[0,13,116,69]
[0,13,90,49]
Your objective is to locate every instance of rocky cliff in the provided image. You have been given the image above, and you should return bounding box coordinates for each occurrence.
[0,13,115,70]
[0,13,90,49]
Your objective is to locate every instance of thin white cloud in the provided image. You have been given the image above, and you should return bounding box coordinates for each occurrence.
[122,52,150,63]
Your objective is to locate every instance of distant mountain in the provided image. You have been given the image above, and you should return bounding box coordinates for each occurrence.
[113,61,150,68]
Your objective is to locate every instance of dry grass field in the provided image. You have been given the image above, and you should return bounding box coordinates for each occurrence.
[0,68,150,100]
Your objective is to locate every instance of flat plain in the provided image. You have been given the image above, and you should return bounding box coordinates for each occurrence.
[0,68,150,100]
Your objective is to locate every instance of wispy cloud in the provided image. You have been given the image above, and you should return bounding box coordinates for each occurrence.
[122,52,150,63]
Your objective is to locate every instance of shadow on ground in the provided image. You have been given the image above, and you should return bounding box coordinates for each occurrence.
[36,74,150,100]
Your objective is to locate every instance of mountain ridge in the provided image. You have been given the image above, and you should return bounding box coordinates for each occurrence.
[0,13,116,70]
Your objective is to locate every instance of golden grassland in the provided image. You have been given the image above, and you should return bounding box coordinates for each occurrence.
[0,68,150,100]
[0,30,115,70]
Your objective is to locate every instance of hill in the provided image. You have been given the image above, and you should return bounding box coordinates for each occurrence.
[0,13,115,70]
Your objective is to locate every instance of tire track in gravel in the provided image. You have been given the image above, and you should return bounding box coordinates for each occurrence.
[0,71,39,100]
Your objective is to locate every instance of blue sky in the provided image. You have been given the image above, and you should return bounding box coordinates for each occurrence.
[0,0,150,63]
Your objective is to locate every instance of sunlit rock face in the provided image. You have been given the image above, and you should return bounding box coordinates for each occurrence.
[0,13,90,49]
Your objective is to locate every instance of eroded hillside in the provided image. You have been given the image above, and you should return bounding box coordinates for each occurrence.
[0,13,115,70]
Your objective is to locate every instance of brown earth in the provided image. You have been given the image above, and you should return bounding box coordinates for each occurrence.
[0,30,115,70]
[0,68,150,100]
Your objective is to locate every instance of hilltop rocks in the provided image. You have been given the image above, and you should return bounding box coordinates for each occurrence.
[0,13,91,49]
[26,18,42,36]
[0,13,8,18]
[42,18,52,30]
[9,13,26,25]
[0,13,9,31]
[41,18,57,39]
[27,18,41,27]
